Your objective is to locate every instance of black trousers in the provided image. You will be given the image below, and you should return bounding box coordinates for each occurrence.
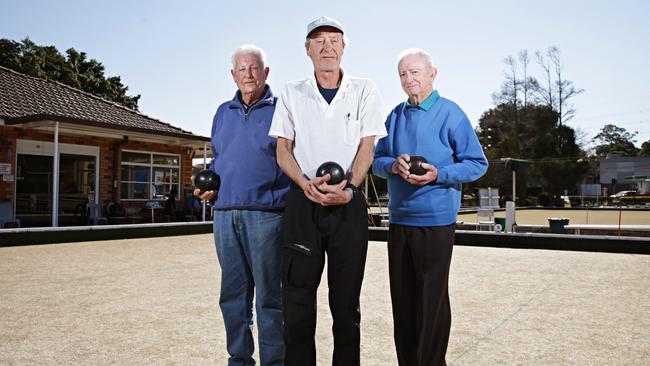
[281,188,368,366]
[388,223,455,366]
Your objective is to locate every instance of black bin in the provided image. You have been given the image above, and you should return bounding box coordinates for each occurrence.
[548,217,570,234]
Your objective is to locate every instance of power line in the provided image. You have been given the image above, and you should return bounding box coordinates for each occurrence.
[573,108,650,121]
[576,95,650,107]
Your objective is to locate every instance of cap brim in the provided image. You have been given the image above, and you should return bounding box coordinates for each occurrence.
[307,25,344,38]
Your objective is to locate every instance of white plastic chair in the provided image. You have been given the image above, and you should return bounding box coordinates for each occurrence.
[476,208,495,231]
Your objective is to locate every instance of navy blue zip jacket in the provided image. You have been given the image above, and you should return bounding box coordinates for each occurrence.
[210,85,289,210]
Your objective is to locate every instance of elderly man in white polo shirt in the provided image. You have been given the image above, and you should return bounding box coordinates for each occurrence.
[269,15,386,366]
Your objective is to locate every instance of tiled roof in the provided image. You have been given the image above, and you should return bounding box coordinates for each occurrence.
[0,66,208,140]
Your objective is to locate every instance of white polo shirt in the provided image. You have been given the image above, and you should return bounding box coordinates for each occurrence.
[269,72,386,179]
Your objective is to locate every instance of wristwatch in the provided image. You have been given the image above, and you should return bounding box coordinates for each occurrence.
[344,183,358,199]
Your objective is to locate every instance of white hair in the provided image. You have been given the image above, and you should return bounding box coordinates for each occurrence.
[397,48,435,68]
[231,44,267,68]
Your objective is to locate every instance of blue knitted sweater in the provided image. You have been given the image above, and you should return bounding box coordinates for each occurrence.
[373,93,488,226]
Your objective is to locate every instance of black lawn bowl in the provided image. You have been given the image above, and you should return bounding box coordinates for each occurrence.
[195,169,221,193]
[316,162,345,185]
[408,155,428,176]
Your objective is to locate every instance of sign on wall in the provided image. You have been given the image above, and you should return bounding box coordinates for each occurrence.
[0,163,11,175]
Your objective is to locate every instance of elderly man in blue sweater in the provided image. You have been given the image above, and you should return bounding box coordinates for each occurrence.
[195,45,290,366]
[373,48,488,366]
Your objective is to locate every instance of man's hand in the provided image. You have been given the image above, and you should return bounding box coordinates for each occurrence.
[301,175,351,206]
[392,155,438,186]
[191,175,217,201]
[391,154,412,179]
[404,162,438,185]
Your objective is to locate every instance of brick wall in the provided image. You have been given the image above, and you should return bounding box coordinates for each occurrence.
[0,125,196,217]
[0,127,16,200]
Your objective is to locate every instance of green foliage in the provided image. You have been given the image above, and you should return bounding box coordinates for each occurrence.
[593,124,639,157]
[537,192,551,206]
[0,38,140,110]
[466,47,597,202]
[640,140,650,157]
[472,103,589,198]
[532,159,589,197]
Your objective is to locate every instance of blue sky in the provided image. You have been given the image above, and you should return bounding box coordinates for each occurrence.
[2,0,649,148]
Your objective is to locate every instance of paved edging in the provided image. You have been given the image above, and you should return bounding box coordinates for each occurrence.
[369,227,650,254]
[4,224,650,254]
[0,222,213,247]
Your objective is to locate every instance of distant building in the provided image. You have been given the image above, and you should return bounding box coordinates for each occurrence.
[0,66,211,227]
[600,154,650,194]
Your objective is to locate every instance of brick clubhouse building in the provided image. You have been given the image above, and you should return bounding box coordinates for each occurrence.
[0,66,211,227]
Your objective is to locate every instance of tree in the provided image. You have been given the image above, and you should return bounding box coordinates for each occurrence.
[493,55,519,108]
[468,47,590,201]
[535,49,554,112]
[474,104,588,199]
[492,56,521,152]
[593,124,639,157]
[519,50,535,110]
[640,140,650,157]
[0,38,140,110]
[492,47,585,153]
[534,47,584,126]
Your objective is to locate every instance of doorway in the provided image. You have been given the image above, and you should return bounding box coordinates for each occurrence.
[58,154,96,226]
[15,154,53,227]
[15,139,99,227]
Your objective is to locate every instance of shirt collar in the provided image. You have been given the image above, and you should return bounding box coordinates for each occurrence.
[405,90,439,111]
[309,69,350,95]
[229,85,274,109]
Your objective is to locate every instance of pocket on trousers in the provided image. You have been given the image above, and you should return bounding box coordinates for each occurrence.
[284,241,313,256]
[282,253,308,288]
[282,237,321,287]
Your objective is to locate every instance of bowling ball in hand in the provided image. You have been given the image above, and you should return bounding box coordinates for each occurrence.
[408,155,428,176]
[195,169,221,193]
[316,162,345,185]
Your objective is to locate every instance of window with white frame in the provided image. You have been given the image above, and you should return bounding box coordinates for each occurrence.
[120,150,180,200]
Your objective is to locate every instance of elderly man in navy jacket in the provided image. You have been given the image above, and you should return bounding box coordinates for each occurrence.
[195,44,289,366]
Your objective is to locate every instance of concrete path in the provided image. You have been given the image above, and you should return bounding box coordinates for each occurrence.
[1,235,648,365]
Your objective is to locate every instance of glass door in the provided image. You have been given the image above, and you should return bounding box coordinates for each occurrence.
[16,153,97,227]
[15,154,53,227]
[58,154,96,226]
